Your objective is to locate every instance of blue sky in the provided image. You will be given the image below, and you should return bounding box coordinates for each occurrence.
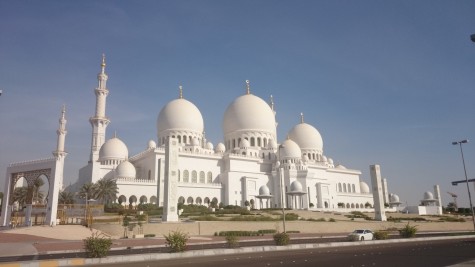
[1,0,474,207]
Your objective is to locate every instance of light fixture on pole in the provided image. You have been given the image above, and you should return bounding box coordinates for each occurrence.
[452,139,475,231]
[278,144,286,233]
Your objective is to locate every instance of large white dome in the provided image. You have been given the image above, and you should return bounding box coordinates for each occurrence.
[223,94,276,136]
[288,123,323,154]
[360,181,370,194]
[115,161,136,179]
[99,137,128,161]
[157,98,204,136]
[279,139,302,159]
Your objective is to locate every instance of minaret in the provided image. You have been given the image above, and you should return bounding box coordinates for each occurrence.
[89,54,110,162]
[53,105,68,159]
[53,105,68,191]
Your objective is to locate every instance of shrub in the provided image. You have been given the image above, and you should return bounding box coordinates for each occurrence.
[225,235,240,248]
[348,234,359,241]
[164,230,189,252]
[257,229,277,234]
[399,223,417,238]
[329,218,336,222]
[217,231,261,236]
[438,216,465,222]
[191,215,222,221]
[273,232,290,246]
[230,215,274,221]
[144,234,155,237]
[283,213,299,221]
[373,230,389,240]
[286,230,300,234]
[83,231,113,258]
[309,203,314,208]
[307,218,326,222]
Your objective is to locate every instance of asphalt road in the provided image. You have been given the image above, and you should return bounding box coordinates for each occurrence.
[94,238,475,267]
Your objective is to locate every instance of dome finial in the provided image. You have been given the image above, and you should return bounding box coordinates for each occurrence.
[270,95,274,110]
[114,131,117,138]
[61,104,66,119]
[245,80,250,95]
[101,53,106,73]
[179,85,183,99]
[300,113,304,123]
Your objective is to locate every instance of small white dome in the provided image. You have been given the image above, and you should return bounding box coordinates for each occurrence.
[390,193,400,203]
[287,121,323,153]
[360,181,370,194]
[328,158,334,165]
[424,191,434,200]
[259,185,271,196]
[335,164,346,169]
[206,142,214,150]
[322,156,328,162]
[157,98,204,137]
[302,154,309,163]
[116,161,136,179]
[148,140,157,149]
[241,139,250,148]
[99,137,128,161]
[290,180,303,192]
[267,139,277,149]
[215,143,225,153]
[279,139,301,159]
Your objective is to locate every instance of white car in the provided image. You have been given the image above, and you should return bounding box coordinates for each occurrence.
[348,229,374,241]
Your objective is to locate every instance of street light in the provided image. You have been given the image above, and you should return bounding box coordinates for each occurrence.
[452,139,475,231]
[278,144,286,233]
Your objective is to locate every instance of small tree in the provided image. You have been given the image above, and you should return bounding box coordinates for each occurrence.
[210,199,218,209]
[136,214,146,235]
[164,230,189,252]
[337,202,344,208]
[225,234,240,248]
[122,216,131,238]
[273,232,290,246]
[399,223,418,238]
[365,202,372,208]
[244,200,250,208]
[309,203,314,208]
[83,231,112,258]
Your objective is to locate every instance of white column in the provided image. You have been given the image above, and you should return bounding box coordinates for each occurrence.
[162,137,179,222]
[370,165,387,221]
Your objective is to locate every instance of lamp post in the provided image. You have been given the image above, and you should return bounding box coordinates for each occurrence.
[278,144,286,233]
[452,139,475,231]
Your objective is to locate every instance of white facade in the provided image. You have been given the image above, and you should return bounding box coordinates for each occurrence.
[74,57,380,211]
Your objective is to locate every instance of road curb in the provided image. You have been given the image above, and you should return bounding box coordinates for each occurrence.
[2,234,474,267]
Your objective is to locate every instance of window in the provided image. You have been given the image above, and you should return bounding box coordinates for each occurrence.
[192,171,197,183]
[199,171,205,183]
[183,170,189,183]
[250,137,255,146]
[207,172,212,183]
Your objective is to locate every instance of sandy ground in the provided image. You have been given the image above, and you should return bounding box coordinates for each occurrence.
[2,210,472,240]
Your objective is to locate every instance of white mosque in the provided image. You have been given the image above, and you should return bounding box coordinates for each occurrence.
[72,55,380,211]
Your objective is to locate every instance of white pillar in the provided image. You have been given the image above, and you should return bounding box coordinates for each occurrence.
[162,137,179,222]
[370,165,387,221]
